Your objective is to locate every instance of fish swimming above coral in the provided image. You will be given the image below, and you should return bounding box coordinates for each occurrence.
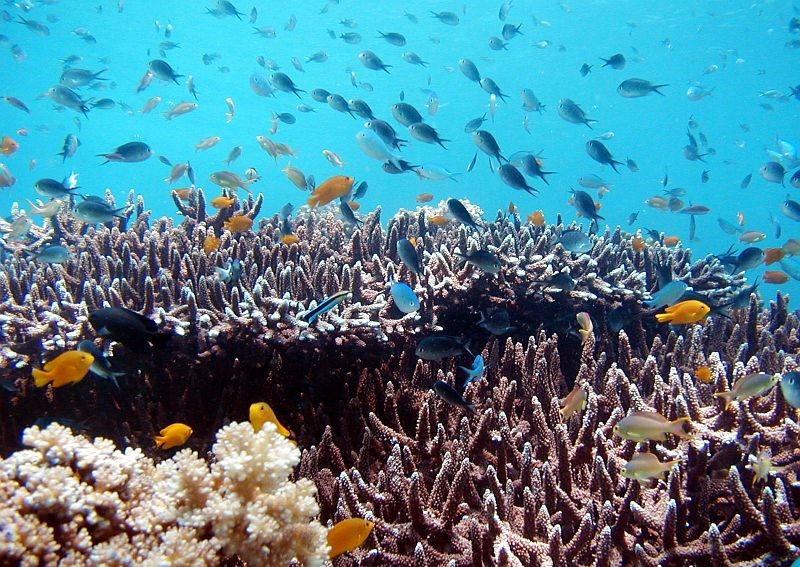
[88,307,171,352]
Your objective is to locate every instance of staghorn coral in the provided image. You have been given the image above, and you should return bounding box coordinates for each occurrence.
[297,316,800,566]
[0,201,794,565]
[0,421,328,566]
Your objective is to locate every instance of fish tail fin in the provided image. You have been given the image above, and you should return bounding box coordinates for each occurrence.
[654,313,672,323]
[154,435,166,449]
[653,84,668,95]
[32,369,51,388]
[713,391,734,410]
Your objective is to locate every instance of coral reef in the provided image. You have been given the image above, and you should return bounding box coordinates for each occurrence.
[0,421,328,566]
[0,199,795,565]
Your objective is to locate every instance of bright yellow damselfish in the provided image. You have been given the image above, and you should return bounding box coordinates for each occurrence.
[32,351,94,388]
[249,402,291,437]
[655,300,710,325]
[155,423,193,450]
[327,517,375,559]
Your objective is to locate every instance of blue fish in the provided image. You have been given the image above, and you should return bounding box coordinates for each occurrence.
[459,354,486,386]
[390,279,420,313]
[781,371,800,409]
[299,290,351,324]
[643,281,688,309]
[77,340,124,389]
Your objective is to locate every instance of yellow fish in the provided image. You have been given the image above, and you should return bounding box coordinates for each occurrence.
[559,383,587,421]
[307,175,354,208]
[714,372,779,410]
[327,518,374,559]
[223,215,254,233]
[613,411,692,442]
[210,195,235,209]
[203,234,220,253]
[621,452,679,484]
[249,402,291,437]
[576,312,592,344]
[655,300,710,325]
[527,210,545,227]
[428,215,450,226]
[416,192,434,203]
[32,351,94,388]
[155,423,193,449]
[281,234,300,245]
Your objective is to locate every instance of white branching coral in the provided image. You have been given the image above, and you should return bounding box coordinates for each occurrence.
[0,422,328,567]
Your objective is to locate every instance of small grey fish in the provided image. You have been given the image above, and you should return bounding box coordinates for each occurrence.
[760,161,785,185]
[781,199,800,221]
[97,141,152,164]
[586,140,623,173]
[580,63,592,76]
[473,130,506,165]
[72,196,129,223]
[279,202,294,220]
[392,102,423,126]
[464,114,487,133]
[477,309,516,335]
[456,249,501,274]
[430,11,460,25]
[348,99,375,119]
[401,51,428,66]
[498,163,537,195]
[358,50,391,73]
[600,53,626,69]
[58,134,80,162]
[378,31,406,46]
[557,230,593,254]
[617,78,667,98]
[557,98,596,128]
[273,112,296,124]
[340,32,362,44]
[447,198,482,231]
[501,23,523,40]
[458,58,480,82]
[269,72,305,98]
[327,93,354,117]
[433,380,476,414]
[488,36,508,51]
[31,244,71,263]
[310,88,331,103]
[466,152,478,172]
[734,247,765,272]
[408,122,449,148]
[34,177,77,198]
[569,188,604,226]
[397,238,421,275]
[339,198,362,227]
[365,119,407,150]
[780,371,800,408]
[741,173,753,188]
[148,59,182,83]
[479,77,509,101]
[416,335,471,360]
[543,272,576,291]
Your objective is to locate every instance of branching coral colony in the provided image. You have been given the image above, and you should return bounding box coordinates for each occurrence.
[1,201,798,565]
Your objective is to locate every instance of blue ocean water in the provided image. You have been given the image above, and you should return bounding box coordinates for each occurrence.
[1,1,798,305]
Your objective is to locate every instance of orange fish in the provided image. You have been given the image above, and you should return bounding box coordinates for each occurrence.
[662,235,680,247]
[763,248,785,265]
[347,200,360,211]
[155,423,193,450]
[416,192,434,203]
[32,351,94,388]
[223,215,253,233]
[327,518,375,559]
[174,187,194,200]
[655,300,710,325]
[211,195,235,209]
[428,215,450,226]
[0,136,19,156]
[736,211,745,226]
[645,196,668,210]
[631,236,645,253]
[508,201,517,214]
[407,236,417,247]
[307,175,354,208]
[203,234,220,253]
[763,270,789,284]
[527,210,545,227]
[281,234,300,245]
[695,366,713,383]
